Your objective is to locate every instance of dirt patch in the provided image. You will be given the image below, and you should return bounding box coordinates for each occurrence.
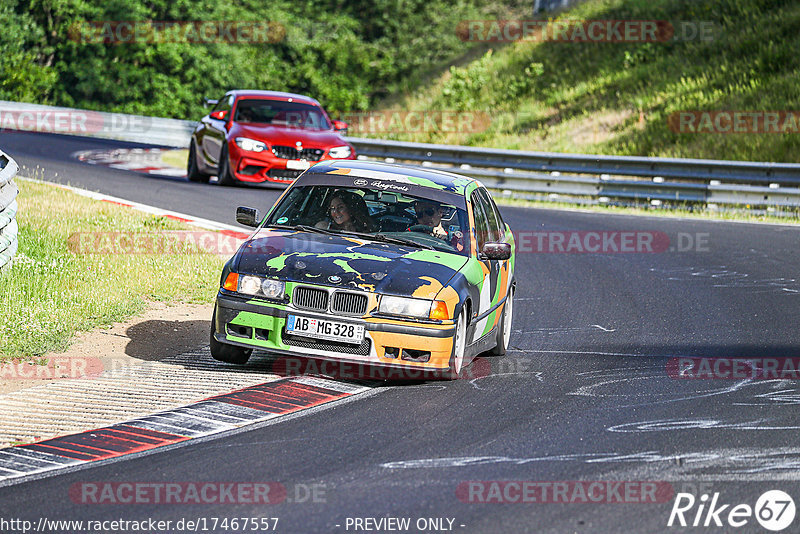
[566,109,636,146]
[0,301,213,395]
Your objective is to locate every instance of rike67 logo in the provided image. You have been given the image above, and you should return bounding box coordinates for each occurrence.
[668,490,796,531]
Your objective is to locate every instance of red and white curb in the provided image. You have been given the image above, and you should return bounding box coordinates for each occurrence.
[0,372,370,486]
[74,148,187,177]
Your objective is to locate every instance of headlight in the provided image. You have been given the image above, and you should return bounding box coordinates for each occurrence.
[261,279,285,299]
[235,137,268,152]
[239,275,262,295]
[379,295,432,318]
[234,274,284,300]
[328,145,352,159]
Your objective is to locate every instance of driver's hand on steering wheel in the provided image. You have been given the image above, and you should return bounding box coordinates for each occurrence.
[431,224,448,239]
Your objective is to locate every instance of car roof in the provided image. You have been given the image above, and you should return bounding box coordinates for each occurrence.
[227,90,321,106]
[306,160,481,196]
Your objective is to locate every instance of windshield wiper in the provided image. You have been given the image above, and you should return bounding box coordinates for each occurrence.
[337,230,435,250]
[377,233,436,250]
[270,225,436,250]
[270,224,338,235]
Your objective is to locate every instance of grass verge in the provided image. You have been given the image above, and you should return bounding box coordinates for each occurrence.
[379,0,800,163]
[0,180,224,362]
[161,149,189,171]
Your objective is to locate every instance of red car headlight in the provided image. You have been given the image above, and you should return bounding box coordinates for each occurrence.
[328,146,352,159]
[235,137,268,152]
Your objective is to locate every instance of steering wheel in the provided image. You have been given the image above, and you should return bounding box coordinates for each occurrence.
[407,224,434,234]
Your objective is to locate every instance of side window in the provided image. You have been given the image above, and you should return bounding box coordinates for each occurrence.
[268,186,306,224]
[210,94,234,120]
[470,190,490,253]
[478,188,505,241]
[474,189,499,244]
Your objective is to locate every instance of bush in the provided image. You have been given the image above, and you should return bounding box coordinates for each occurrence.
[7,0,501,118]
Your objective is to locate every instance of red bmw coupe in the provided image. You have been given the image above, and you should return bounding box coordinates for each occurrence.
[187,90,355,186]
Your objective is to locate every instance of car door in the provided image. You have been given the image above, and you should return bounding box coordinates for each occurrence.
[477,187,512,316]
[469,188,498,342]
[201,94,234,167]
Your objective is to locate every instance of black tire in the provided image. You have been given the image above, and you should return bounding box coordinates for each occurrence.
[490,286,514,356]
[210,311,252,364]
[443,305,468,380]
[216,143,237,186]
[186,139,211,183]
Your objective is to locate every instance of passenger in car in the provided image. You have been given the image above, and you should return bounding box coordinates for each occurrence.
[316,190,377,233]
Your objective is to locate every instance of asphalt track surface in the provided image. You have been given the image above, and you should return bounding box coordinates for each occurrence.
[1,130,799,533]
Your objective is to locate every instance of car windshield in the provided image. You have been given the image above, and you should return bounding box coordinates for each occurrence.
[234,99,331,130]
[265,185,470,256]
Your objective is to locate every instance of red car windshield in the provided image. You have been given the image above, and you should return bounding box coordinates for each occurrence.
[234,99,331,130]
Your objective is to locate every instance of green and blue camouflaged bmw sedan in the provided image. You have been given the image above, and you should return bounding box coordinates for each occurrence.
[211,160,515,378]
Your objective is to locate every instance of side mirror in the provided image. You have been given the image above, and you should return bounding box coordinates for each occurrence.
[203,98,219,109]
[332,120,348,133]
[481,242,511,261]
[210,109,228,120]
[236,206,260,227]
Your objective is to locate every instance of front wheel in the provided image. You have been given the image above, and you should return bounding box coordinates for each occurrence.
[210,311,252,364]
[490,287,514,356]
[186,139,210,183]
[216,144,237,186]
[443,306,468,379]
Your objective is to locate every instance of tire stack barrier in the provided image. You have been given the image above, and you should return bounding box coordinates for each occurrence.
[0,150,20,271]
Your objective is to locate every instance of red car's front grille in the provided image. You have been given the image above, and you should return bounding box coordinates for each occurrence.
[267,169,302,181]
[271,146,325,161]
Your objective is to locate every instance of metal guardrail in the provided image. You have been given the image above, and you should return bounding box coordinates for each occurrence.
[0,100,195,147]
[1,100,799,207]
[348,138,800,207]
[0,149,19,271]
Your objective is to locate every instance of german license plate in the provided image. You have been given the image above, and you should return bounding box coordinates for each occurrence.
[286,315,364,344]
[286,160,311,170]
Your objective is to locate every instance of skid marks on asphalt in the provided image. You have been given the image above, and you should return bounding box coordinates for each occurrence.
[379,447,800,480]
[74,148,187,177]
[649,265,800,294]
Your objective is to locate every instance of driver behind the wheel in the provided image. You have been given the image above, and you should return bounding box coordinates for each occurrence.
[409,200,465,252]
[411,200,448,239]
